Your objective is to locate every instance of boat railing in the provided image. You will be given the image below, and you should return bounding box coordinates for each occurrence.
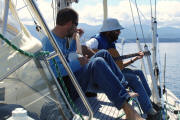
[41,56,76,116]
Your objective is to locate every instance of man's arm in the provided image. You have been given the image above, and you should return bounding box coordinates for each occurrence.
[81,45,95,58]
[122,51,144,68]
[78,55,89,66]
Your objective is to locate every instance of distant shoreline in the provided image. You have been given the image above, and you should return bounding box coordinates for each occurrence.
[118,38,180,43]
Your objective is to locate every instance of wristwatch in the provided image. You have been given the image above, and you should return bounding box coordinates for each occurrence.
[130,59,134,63]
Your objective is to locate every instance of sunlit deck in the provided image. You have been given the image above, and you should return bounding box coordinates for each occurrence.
[75,93,127,120]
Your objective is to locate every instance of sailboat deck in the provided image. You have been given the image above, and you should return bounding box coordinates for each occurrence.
[75,93,125,120]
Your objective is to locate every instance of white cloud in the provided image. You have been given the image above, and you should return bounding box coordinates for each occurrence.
[10,0,180,28]
[13,0,54,28]
[156,1,180,27]
[75,3,103,25]
[74,0,180,28]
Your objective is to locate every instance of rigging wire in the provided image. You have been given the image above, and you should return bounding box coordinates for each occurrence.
[150,0,153,20]
[22,0,36,24]
[128,0,149,80]
[129,0,148,38]
[139,9,148,22]
[22,0,41,32]
[134,0,147,44]
[22,0,43,36]
[155,0,157,19]
[128,0,138,38]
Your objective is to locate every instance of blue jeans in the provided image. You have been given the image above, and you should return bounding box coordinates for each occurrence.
[75,50,129,109]
[122,68,152,114]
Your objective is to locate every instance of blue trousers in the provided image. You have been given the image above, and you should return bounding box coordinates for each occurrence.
[40,50,130,119]
[75,50,129,109]
[122,68,152,114]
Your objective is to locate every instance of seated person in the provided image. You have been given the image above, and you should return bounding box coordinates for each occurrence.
[42,8,143,120]
[84,18,160,119]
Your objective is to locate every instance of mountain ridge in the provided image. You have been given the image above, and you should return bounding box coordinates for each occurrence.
[26,23,180,42]
[78,23,180,39]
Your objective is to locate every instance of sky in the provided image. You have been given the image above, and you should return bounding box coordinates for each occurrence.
[8,0,180,29]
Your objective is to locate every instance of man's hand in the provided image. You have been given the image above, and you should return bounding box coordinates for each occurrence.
[82,45,95,58]
[136,51,144,59]
[76,28,84,37]
[131,51,144,63]
[73,28,84,40]
[78,55,89,66]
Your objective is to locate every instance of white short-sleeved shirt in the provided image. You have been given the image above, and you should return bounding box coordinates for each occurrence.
[83,38,99,49]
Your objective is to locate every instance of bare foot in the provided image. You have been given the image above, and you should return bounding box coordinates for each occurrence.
[128,92,139,98]
[123,102,144,120]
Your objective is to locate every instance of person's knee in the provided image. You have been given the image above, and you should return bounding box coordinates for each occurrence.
[98,49,110,55]
[93,57,106,66]
[136,70,144,75]
[124,74,139,82]
[92,57,109,71]
[126,74,142,86]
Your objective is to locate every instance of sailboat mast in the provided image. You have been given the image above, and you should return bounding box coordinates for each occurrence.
[150,0,159,81]
[151,17,158,75]
[57,0,67,9]
[150,2,167,117]
[103,0,108,20]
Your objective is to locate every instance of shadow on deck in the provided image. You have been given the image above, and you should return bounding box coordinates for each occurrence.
[75,93,125,120]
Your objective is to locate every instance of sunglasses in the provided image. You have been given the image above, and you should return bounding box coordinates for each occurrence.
[113,30,120,33]
[73,21,78,26]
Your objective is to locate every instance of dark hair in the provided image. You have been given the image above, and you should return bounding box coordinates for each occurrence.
[100,32,107,36]
[56,7,78,26]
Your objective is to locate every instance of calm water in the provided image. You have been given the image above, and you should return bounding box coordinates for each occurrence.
[116,42,180,99]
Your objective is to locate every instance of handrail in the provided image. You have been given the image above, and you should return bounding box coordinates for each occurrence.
[25,0,93,119]
[43,58,74,119]
[46,51,58,60]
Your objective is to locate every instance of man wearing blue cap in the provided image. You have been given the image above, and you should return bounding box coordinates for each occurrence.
[84,18,161,119]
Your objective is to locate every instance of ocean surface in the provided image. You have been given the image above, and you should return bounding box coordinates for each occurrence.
[116,42,180,99]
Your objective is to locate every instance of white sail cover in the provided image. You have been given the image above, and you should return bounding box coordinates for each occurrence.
[0,1,63,115]
[0,0,42,79]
